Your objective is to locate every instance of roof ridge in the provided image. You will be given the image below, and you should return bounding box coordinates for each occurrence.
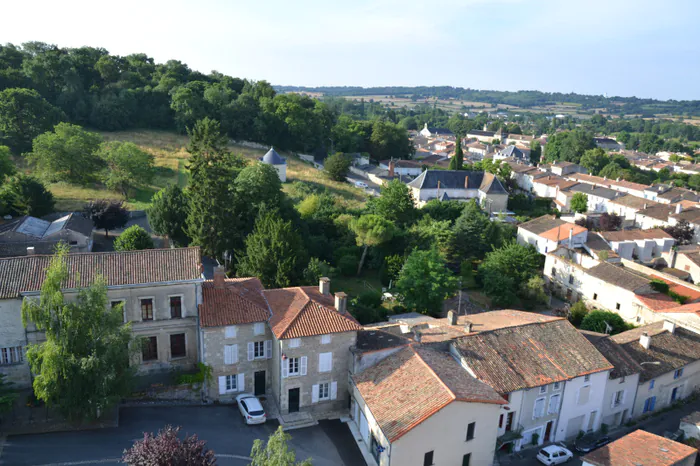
[0,246,201,261]
[457,316,566,339]
[411,345,457,402]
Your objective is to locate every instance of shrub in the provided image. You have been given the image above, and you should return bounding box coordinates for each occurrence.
[122,425,216,465]
[338,255,358,276]
[569,301,589,327]
[114,225,154,251]
[669,291,690,305]
[580,310,631,335]
[357,290,382,308]
[324,153,351,181]
[650,279,670,294]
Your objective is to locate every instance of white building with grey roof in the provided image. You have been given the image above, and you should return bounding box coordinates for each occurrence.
[406,170,508,212]
[259,147,287,182]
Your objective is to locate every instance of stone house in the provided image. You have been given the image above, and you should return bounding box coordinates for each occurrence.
[406,170,508,211]
[0,248,204,388]
[0,213,93,257]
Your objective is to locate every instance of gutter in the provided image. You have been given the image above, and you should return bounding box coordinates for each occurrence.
[18,278,205,297]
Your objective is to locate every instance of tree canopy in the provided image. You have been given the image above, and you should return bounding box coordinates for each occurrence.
[396,248,458,316]
[324,153,351,182]
[579,310,632,335]
[114,225,154,251]
[250,426,312,466]
[147,184,190,247]
[84,199,129,238]
[0,87,64,154]
[98,141,155,196]
[122,425,216,466]
[367,179,417,226]
[350,214,395,275]
[0,174,54,217]
[570,193,588,213]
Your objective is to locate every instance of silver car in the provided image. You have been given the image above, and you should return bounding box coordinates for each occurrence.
[235,393,266,425]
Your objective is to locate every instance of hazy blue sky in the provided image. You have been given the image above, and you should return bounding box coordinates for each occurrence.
[4,0,699,100]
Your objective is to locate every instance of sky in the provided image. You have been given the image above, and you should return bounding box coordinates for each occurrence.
[3,0,699,100]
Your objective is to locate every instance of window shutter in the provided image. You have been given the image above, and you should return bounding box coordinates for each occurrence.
[247,342,254,361]
[331,381,338,400]
[622,390,626,404]
[611,393,616,409]
[238,373,245,392]
[218,376,226,395]
[265,340,272,359]
[282,359,289,378]
[225,326,237,338]
[301,356,308,376]
[225,345,233,365]
[312,384,319,403]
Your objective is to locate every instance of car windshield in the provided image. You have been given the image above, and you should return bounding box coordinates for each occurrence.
[249,409,265,416]
[539,450,550,457]
[243,397,264,413]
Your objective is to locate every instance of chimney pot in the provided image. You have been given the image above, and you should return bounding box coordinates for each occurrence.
[640,332,651,350]
[213,265,226,288]
[413,328,422,342]
[26,246,35,255]
[447,310,458,325]
[464,321,473,333]
[676,203,683,214]
[319,277,330,295]
[334,292,348,313]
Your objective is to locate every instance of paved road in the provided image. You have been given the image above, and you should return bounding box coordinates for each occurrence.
[1,406,365,466]
[345,175,381,197]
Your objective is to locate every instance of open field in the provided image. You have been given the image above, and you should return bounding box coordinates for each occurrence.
[47,129,368,211]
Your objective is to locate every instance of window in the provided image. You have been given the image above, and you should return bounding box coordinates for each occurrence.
[568,275,574,285]
[319,352,333,373]
[593,293,598,301]
[320,334,331,344]
[142,336,158,362]
[254,341,265,359]
[616,303,621,310]
[584,374,591,383]
[288,357,300,376]
[578,385,591,406]
[226,374,238,392]
[649,379,656,390]
[224,344,238,365]
[169,296,182,319]
[318,382,330,401]
[225,326,237,338]
[674,368,684,379]
[553,382,561,391]
[0,346,23,365]
[548,394,561,414]
[551,267,556,277]
[253,322,265,336]
[141,298,154,321]
[110,300,124,310]
[643,396,656,413]
[503,393,510,402]
[424,451,434,466]
[533,398,545,418]
[539,385,547,394]
[170,333,186,358]
[462,453,471,466]
[613,390,624,407]
[466,422,476,441]
[498,414,504,429]
[288,338,301,348]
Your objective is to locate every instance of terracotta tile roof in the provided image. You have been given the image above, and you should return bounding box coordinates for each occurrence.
[453,319,613,394]
[672,207,700,224]
[518,215,569,235]
[540,223,587,242]
[352,345,505,442]
[637,204,674,221]
[580,331,643,379]
[599,229,672,242]
[610,322,700,382]
[0,247,202,298]
[609,194,659,210]
[199,278,269,327]
[434,310,561,332]
[650,276,700,302]
[265,287,362,339]
[636,293,681,312]
[582,429,697,466]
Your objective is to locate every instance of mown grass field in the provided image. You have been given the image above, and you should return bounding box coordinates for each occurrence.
[47,129,368,211]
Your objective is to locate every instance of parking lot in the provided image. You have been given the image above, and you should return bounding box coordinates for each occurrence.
[0,406,365,466]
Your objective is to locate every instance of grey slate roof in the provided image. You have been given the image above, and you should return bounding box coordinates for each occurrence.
[518,215,567,235]
[497,145,526,160]
[580,330,642,379]
[586,262,649,292]
[407,170,507,195]
[261,147,286,165]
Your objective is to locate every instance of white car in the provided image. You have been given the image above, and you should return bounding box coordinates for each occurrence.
[235,393,266,425]
[354,181,369,189]
[537,445,573,465]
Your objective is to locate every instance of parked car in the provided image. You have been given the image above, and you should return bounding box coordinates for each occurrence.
[235,393,266,425]
[537,445,573,465]
[354,181,369,189]
[664,429,684,441]
[574,434,611,454]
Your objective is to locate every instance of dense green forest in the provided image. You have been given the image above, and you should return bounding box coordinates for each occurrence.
[278,85,700,117]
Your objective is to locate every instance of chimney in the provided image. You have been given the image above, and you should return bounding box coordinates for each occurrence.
[569,227,573,248]
[447,310,458,325]
[26,246,35,255]
[604,176,607,181]
[616,177,621,182]
[464,321,473,333]
[676,203,683,214]
[334,292,347,313]
[213,265,226,288]
[319,277,330,295]
[413,327,422,342]
[643,203,648,209]
[663,320,676,334]
[464,175,469,189]
[640,332,651,350]
[388,159,395,177]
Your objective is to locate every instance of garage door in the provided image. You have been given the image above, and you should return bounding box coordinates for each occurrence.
[566,415,585,438]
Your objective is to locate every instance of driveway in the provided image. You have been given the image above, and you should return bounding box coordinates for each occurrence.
[1,406,365,466]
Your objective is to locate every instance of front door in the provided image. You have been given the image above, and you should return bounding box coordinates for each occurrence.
[544,420,554,442]
[671,387,679,402]
[288,388,300,413]
[505,411,515,431]
[254,370,266,396]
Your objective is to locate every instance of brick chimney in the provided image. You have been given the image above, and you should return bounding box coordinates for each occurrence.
[319,277,330,295]
[388,159,395,177]
[447,310,458,325]
[213,265,226,288]
[334,292,347,313]
[640,332,651,350]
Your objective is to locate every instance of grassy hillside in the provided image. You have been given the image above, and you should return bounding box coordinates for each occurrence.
[46,130,367,211]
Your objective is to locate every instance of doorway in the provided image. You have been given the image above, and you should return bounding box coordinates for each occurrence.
[505,411,515,431]
[671,386,679,402]
[288,388,300,413]
[254,371,266,396]
[544,420,554,442]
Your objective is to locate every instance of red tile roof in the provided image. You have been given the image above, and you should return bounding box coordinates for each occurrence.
[582,429,697,466]
[265,287,362,339]
[650,275,700,302]
[636,293,682,312]
[0,247,202,298]
[352,345,505,443]
[199,278,269,327]
[453,318,613,394]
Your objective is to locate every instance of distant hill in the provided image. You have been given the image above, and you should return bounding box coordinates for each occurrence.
[276,85,700,117]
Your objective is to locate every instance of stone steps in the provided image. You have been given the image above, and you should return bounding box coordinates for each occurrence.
[279,412,318,431]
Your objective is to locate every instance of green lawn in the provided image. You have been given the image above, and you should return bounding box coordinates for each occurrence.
[45,129,368,211]
[331,270,384,297]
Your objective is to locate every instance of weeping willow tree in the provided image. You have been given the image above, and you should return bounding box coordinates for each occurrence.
[21,243,135,420]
